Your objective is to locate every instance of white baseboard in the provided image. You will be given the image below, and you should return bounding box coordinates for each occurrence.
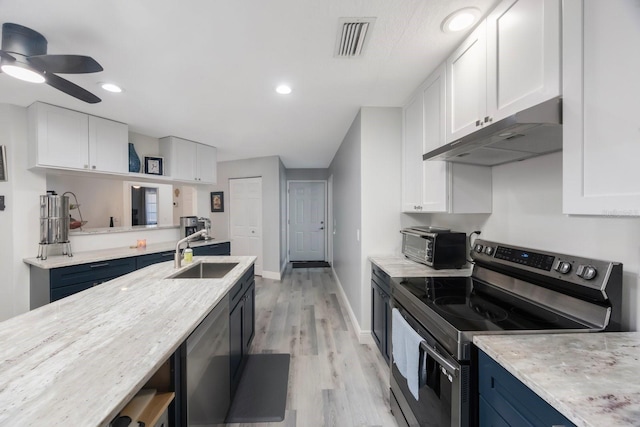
[261,270,281,280]
[331,267,371,344]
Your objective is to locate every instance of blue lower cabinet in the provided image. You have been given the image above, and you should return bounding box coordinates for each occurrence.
[49,257,136,302]
[192,242,231,256]
[478,351,576,427]
[136,251,176,269]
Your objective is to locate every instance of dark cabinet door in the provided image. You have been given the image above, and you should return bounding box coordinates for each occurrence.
[383,290,392,362]
[192,242,231,256]
[229,300,244,391]
[371,283,385,354]
[242,281,255,351]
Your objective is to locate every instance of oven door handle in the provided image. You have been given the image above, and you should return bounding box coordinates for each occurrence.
[419,341,459,379]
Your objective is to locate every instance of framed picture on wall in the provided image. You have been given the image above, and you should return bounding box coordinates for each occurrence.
[211,191,224,212]
[144,156,164,175]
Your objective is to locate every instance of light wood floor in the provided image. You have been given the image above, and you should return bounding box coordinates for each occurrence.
[227,265,398,427]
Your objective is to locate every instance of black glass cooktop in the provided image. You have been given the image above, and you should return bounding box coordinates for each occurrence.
[395,276,590,332]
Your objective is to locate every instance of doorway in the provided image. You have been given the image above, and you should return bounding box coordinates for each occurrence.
[229,177,263,275]
[287,181,327,262]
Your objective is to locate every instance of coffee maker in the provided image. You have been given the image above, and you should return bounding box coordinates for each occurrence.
[179,216,199,239]
[197,217,212,239]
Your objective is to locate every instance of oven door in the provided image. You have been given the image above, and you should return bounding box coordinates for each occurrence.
[390,304,469,427]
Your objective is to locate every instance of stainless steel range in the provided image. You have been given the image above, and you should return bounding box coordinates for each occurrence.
[389,239,622,427]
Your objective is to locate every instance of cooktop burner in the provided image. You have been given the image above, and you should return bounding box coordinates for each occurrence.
[397,276,589,332]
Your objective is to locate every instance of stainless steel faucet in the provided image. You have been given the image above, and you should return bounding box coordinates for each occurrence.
[175,229,209,268]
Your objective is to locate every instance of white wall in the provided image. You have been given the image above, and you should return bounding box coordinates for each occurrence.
[329,111,363,330]
[210,156,283,278]
[404,151,640,331]
[0,105,47,321]
[329,107,403,337]
[360,107,403,331]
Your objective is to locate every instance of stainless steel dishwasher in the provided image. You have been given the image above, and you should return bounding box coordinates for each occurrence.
[184,295,230,426]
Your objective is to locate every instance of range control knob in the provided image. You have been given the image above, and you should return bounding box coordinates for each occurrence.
[576,265,597,280]
[555,261,572,274]
[483,246,494,256]
[474,244,484,253]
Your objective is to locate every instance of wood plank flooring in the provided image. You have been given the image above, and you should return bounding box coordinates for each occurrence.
[227,265,397,427]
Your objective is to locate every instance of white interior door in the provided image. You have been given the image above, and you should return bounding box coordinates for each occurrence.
[288,181,326,262]
[229,177,263,275]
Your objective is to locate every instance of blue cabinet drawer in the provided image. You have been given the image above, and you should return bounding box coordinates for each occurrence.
[479,351,575,427]
[50,274,124,301]
[50,258,136,289]
[136,251,175,269]
[230,265,254,310]
[192,242,231,256]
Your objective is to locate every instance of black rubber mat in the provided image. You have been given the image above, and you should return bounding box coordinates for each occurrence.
[225,353,290,423]
[291,261,331,268]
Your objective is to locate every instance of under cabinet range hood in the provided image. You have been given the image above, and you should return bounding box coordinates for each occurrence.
[423,97,562,167]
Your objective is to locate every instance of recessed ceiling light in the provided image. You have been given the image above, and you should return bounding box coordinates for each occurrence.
[275,84,292,95]
[441,8,481,33]
[100,82,123,93]
[1,64,45,83]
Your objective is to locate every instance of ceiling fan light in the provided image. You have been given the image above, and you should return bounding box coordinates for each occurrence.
[101,82,123,93]
[1,64,45,83]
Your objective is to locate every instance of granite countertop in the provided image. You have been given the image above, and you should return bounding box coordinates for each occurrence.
[474,333,640,427]
[0,255,255,426]
[369,255,473,277]
[23,238,231,269]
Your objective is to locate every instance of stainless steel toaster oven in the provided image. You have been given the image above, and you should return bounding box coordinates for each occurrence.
[400,227,466,269]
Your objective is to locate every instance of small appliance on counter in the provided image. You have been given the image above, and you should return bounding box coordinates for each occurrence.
[400,226,467,269]
[180,216,199,239]
[38,191,72,260]
[197,217,213,240]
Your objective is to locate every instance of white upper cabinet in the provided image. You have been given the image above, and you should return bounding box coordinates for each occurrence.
[88,116,128,174]
[28,102,128,174]
[446,0,561,143]
[160,136,217,184]
[563,0,640,215]
[446,21,487,143]
[402,64,492,214]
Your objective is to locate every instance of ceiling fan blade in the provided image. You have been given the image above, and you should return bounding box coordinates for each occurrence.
[28,54,103,74]
[44,72,101,104]
[0,50,16,61]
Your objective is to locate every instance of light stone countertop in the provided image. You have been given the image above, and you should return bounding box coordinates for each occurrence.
[369,255,473,277]
[474,333,640,427]
[0,255,255,426]
[23,238,231,269]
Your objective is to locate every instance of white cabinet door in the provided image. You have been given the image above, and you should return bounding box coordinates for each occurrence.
[486,0,561,122]
[446,21,487,143]
[196,143,217,184]
[29,102,89,170]
[563,0,640,215]
[422,64,449,212]
[401,93,425,212]
[402,64,492,214]
[176,140,197,181]
[88,116,128,174]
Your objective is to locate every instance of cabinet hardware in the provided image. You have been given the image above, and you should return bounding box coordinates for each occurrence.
[476,119,481,126]
[89,263,109,269]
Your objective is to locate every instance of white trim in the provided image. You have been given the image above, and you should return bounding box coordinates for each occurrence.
[286,180,328,262]
[331,267,371,343]
[261,270,281,280]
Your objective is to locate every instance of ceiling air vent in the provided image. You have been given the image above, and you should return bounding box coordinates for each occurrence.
[334,18,376,57]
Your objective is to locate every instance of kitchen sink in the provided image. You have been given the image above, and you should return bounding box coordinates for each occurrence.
[168,262,239,279]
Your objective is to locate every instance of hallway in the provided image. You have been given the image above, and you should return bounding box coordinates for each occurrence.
[227,265,397,427]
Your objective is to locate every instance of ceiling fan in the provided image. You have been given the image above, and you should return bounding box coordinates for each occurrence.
[0,23,103,104]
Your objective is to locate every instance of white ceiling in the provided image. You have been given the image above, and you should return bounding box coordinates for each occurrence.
[0,0,498,168]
